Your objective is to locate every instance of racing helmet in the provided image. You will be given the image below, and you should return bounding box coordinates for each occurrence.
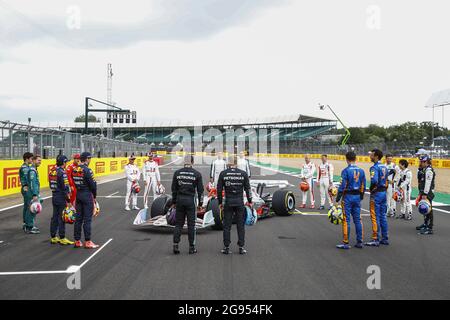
[327,205,343,225]
[93,200,100,217]
[62,206,76,224]
[418,199,432,215]
[29,200,42,215]
[393,189,404,202]
[300,181,310,192]
[132,183,141,194]
[166,207,177,226]
[156,184,166,195]
[328,186,338,197]
[206,182,214,193]
[244,206,258,226]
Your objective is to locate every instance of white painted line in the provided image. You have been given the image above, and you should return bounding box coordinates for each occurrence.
[96,195,153,199]
[78,238,113,269]
[0,238,113,276]
[106,191,119,198]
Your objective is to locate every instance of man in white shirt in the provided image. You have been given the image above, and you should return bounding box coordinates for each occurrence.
[300,155,316,209]
[237,151,251,178]
[397,159,413,220]
[125,155,141,211]
[318,154,334,210]
[386,154,401,217]
[142,153,161,209]
[210,152,227,187]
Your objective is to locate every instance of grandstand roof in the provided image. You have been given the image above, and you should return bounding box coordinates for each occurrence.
[41,114,336,130]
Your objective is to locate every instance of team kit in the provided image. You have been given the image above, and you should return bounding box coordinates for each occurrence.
[18,148,435,252]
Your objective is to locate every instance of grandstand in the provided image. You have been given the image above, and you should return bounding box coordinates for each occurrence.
[52,114,337,153]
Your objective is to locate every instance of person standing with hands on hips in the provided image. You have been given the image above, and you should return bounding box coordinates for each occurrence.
[217,155,252,255]
[171,155,204,255]
[72,152,99,249]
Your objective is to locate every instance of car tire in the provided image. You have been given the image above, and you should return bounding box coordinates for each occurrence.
[209,198,223,230]
[150,194,172,218]
[272,190,295,216]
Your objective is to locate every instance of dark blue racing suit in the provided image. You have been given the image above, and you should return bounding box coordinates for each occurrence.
[71,163,97,241]
[49,166,71,238]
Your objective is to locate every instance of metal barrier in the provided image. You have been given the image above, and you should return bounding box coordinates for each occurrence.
[278,140,450,158]
[0,121,150,159]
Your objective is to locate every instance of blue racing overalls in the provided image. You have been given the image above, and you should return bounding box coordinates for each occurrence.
[49,166,70,238]
[71,164,97,241]
[336,164,366,244]
[369,161,389,241]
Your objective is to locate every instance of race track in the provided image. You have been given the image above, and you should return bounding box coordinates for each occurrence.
[1,159,449,300]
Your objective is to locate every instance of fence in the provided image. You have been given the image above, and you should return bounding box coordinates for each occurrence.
[278,140,450,158]
[0,121,150,159]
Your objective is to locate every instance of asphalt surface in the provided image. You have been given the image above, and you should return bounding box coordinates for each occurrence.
[0,159,449,300]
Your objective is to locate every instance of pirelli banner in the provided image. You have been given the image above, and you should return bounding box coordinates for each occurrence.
[0,157,149,197]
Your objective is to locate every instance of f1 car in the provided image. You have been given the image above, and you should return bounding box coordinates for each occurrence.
[133,180,296,231]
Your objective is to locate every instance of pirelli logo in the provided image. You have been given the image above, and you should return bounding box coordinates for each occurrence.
[121,160,127,169]
[96,162,105,174]
[3,167,21,190]
[110,161,118,172]
[441,160,450,168]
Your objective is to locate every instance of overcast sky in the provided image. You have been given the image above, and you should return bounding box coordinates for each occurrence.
[1,0,449,128]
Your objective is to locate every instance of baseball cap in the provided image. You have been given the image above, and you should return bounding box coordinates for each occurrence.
[56,155,69,166]
[73,153,81,159]
[80,152,92,161]
[129,154,136,160]
[419,155,431,162]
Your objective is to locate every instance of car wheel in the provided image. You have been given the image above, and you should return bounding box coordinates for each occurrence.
[209,198,223,230]
[272,190,295,216]
[150,194,172,218]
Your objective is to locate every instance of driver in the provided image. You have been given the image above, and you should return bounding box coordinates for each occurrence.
[171,155,204,255]
[210,152,227,187]
[217,155,252,255]
[142,152,161,209]
[125,155,141,211]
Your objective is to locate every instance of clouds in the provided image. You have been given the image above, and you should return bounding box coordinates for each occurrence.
[0,0,449,128]
[0,0,289,49]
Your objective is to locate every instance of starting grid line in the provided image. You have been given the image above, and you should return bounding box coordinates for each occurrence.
[0,239,113,276]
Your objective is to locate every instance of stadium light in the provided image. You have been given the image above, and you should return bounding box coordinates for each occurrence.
[318,103,351,147]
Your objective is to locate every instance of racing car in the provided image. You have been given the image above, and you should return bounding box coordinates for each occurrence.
[133,180,296,231]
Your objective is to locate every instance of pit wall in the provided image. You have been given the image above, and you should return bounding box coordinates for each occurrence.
[0,156,163,197]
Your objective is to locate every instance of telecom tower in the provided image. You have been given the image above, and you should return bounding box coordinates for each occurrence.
[106,63,114,139]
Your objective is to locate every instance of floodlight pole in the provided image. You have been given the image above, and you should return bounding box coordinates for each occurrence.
[426,102,449,157]
[319,104,351,147]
